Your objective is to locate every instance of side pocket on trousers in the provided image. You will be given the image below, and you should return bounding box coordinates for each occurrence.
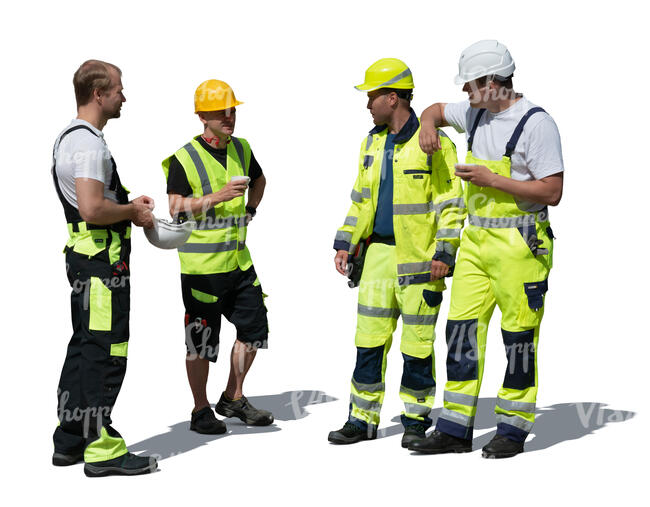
[89,277,112,331]
[517,279,548,327]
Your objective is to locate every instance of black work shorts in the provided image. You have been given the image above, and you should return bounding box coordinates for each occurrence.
[181,265,268,362]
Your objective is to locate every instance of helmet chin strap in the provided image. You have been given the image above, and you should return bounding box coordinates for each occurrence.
[202,134,231,147]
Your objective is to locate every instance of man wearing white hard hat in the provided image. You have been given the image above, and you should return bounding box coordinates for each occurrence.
[161,79,272,434]
[409,40,564,458]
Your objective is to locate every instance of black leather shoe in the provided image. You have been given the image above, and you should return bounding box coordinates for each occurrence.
[408,429,472,454]
[401,424,426,449]
[52,451,84,466]
[328,421,377,444]
[84,452,158,477]
[481,434,524,459]
[215,393,274,426]
[190,406,227,434]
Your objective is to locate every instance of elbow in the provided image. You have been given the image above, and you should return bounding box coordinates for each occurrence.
[78,204,102,224]
[548,188,563,207]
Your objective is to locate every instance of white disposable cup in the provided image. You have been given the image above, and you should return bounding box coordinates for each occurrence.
[231,176,250,184]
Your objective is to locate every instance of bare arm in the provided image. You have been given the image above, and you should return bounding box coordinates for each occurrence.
[168,178,248,218]
[246,174,266,209]
[455,165,564,206]
[419,102,449,154]
[76,178,154,227]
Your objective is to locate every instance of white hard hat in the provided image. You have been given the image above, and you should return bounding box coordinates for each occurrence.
[454,40,515,85]
[144,216,195,249]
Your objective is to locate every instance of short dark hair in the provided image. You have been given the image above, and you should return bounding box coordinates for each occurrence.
[476,74,514,90]
[382,87,413,103]
[73,60,121,107]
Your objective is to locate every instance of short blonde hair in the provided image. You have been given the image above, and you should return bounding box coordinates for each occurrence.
[73,60,121,107]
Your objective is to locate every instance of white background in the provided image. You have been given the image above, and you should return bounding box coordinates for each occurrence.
[1,0,647,504]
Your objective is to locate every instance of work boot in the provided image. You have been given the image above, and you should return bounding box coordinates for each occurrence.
[190,406,227,434]
[401,423,427,449]
[408,429,472,454]
[328,421,377,444]
[215,393,274,426]
[481,434,524,459]
[52,450,84,466]
[84,452,158,478]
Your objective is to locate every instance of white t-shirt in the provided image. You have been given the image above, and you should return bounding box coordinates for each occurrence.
[444,96,564,212]
[52,119,118,209]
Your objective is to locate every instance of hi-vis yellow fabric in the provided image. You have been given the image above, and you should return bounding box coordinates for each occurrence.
[162,136,252,275]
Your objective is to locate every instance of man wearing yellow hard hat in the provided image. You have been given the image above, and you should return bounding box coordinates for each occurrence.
[328,59,466,447]
[161,79,273,433]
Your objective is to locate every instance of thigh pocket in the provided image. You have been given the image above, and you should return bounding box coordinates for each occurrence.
[517,279,548,328]
[89,277,112,331]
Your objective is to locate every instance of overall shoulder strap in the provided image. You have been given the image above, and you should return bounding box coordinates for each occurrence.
[504,107,546,157]
[467,108,486,151]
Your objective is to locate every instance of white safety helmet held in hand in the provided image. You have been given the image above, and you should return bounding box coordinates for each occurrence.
[454,40,515,85]
[144,216,195,249]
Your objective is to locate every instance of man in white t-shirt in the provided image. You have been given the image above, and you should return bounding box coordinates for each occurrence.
[408,40,564,458]
[51,59,157,477]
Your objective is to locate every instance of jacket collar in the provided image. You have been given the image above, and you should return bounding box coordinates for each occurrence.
[368,108,419,144]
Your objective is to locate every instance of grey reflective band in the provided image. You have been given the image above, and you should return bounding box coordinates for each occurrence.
[379,68,412,88]
[230,138,248,174]
[350,394,381,413]
[434,197,465,213]
[495,413,534,432]
[238,241,246,251]
[344,216,358,227]
[178,240,239,253]
[444,391,478,407]
[439,408,474,428]
[352,379,385,394]
[196,215,246,230]
[404,403,431,417]
[397,261,432,275]
[496,398,536,414]
[402,313,438,326]
[335,230,353,243]
[362,187,371,199]
[357,304,400,319]
[184,143,213,195]
[436,228,461,239]
[400,385,436,400]
[351,189,362,203]
[393,202,434,215]
[436,241,458,255]
[468,214,537,228]
[366,134,373,150]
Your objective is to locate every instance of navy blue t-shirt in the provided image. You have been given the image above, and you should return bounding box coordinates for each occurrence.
[373,133,396,237]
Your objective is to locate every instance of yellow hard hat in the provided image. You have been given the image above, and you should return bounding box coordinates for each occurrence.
[194,79,243,113]
[355,58,414,92]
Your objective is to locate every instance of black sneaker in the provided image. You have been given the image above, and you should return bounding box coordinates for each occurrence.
[328,421,377,445]
[84,452,158,478]
[215,393,274,426]
[481,434,524,459]
[401,424,427,449]
[408,429,472,454]
[190,406,227,434]
[52,450,84,466]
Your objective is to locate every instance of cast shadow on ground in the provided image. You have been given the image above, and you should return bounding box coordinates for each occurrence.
[383,398,635,452]
[130,390,337,460]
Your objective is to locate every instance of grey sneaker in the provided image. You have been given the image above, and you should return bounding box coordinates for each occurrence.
[52,450,84,466]
[215,393,274,426]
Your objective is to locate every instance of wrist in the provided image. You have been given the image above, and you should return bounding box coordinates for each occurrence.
[245,206,257,217]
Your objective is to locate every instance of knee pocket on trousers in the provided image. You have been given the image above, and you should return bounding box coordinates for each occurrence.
[89,277,112,331]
